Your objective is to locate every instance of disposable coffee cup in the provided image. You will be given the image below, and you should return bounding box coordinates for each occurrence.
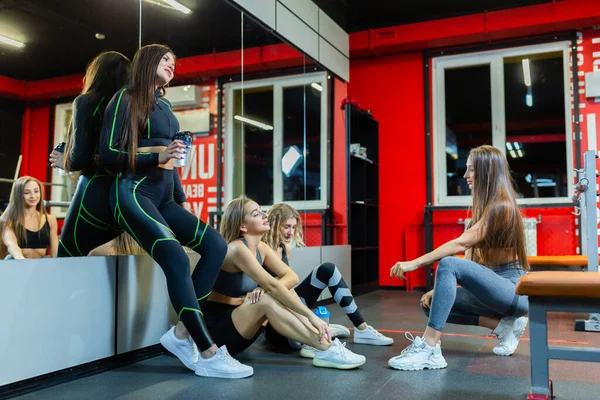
[173,131,193,168]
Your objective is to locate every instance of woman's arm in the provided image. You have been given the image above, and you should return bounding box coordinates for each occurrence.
[68,96,95,171]
[47,215,58,258]
[231,243,324,321]
[99,89,160,168]
[391,220,484,279]
[262,242,299,290]
[3,225,25,259]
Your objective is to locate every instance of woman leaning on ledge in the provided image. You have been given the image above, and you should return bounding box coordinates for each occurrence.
[0,176,58,259]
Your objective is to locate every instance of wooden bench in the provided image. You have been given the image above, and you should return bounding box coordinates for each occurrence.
[516,271,600,399]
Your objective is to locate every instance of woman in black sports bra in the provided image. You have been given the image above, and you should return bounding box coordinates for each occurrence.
[204,195,366,371]
[0,176,58,259]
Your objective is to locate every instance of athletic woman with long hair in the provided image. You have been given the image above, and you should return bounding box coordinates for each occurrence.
[262,203,393,355]
[99,44,251,379]
[202,196,366,370]
[49,51,132,257]
[388,145,529,371]
[1,177,58,259]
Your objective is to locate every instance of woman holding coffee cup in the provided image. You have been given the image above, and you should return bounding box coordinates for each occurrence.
[99,44,251,379]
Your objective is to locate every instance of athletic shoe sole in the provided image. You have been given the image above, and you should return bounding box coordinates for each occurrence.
[299,347,316,359]
[493,317,529,356]
[160,332,196,371]
[354,337,394,346]
[195,367,254,379]
[313,358,366,370]
[388,358,448,371]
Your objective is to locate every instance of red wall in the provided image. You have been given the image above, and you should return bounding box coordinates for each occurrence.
[347,53,426,288]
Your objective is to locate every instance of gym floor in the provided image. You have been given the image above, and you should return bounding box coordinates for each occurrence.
[14,291,600,400]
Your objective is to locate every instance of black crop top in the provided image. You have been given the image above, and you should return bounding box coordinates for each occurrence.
[18,217,50,249]
[68,94,105,175]
[212,239,262,298]
[281,243,289,266]
[99,88,186,204]
[100,88,179,170]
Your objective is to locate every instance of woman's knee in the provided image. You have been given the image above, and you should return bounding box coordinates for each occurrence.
[315,262,338,281]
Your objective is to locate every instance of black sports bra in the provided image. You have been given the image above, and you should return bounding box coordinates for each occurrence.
[280,242,289,266]
[212,238,261,298]
[18,217,50,249]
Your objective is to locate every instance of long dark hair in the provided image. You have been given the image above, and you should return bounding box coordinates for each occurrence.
[115,44,175,172]
[64,51,131,173]
[0,177,46,257]
[468,145,529,270]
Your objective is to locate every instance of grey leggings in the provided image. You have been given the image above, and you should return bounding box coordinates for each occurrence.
[423,256,528,331]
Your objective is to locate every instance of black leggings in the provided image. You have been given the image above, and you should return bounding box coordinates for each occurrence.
[110,168,227,351]
[58,173,123,257]
[265,262,365,348]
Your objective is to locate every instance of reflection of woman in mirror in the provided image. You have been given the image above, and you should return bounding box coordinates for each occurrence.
[388,145,529,371]
[0,177,58,259]
[203,196,366,370]
[99,44,249,379]
[262,203,393,354]
[49,51,131,257]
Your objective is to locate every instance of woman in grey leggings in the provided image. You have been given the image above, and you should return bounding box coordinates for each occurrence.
[388,145,529,371]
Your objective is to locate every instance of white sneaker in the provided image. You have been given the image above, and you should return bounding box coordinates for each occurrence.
[299,344,317,359]
[195,346,253,379]
[388,333,447,371]
[160,326,199,371]
[329,324,351,338]
[493,316,528,356]
[313,338,366,369]
[354,325,394,346]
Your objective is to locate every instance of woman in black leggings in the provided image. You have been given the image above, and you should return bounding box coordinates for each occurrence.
[99,44,252,379]
[49,51,131,257]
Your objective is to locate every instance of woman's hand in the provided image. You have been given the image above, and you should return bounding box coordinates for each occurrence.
[421,289,434,309]
[247,287,265,304]
[390,260,419,280]
[49,150,65,169]
[158,140,186,164]
[308,315,332,344]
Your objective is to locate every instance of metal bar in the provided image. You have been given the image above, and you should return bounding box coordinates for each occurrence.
[529,302,551,396]
[547,346,600,362]
[216,78,223,214]
[44,201,71,208]
[584,150,598,271]
[529,297,600,313]
[13,155,22,181]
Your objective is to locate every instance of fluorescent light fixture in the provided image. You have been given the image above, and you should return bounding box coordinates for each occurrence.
[506,142,513,151]
[526,94,533,107]
[522,58,531,87]
[513,142,520,150]
[234,115,273,130]
[144,0,191,14]
[163,0,191,14]
[0,34,24,48]
[509,150,517,158]
[311,83,323,92]
[516,149,524,158]
[282,146,303,176]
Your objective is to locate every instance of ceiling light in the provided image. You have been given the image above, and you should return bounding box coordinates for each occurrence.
[513,142,520,150]
[234,115,273,130]
[526,93,533,107]
[522,58,531,87]
[506,142,513,151]
[0,34,24,48]
[95,33,105,40]
[163,0,192,14]
[509,150,517,158]
[311,83,323,92]
[144,0,191,14]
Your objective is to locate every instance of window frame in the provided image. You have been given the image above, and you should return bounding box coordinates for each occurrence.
[432,41,573,206]
[224,72,329,210]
